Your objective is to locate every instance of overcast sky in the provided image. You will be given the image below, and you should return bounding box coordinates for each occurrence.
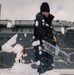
[0,0,74,21]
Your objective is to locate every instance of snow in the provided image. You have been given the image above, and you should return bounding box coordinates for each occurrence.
[38,46,42,51]
[0,63,39,75]
[42,19,45,22]
[35,20,39,26]
[3,34,18,46]
[0,62,61,75]
[32,36,35,39]
[1,34,24,63]
[24,33,27,37]
[1,34,18,53]
[55,69,74,75]
[1,44,13,53]
[7,21,15,28]
[66,27,74,31]
[46,23,49,26]
[13,44,23,63]
[11,63,38,75]
[61,27,65,34]
[41,70,60,75]
[13,44,25,63]
[36,60,40,66]
[1,67,74,75]
[32,40,40,47]
[23,53,27,57]
[1,26,74,75]
[12,21,15,27]
[39,51,42,55]
[7,22,13,28]
[42,22,45,25]
[0,34,60,75]
[20,38,22,40]
[13,44,23,54]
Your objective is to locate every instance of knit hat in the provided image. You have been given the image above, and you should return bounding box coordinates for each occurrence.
[40,2,50,12]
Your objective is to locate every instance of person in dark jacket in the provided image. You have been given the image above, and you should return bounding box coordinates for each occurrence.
[34,2,56,74]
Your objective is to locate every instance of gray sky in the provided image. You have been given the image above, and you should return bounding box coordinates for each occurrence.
[0,0,74,21]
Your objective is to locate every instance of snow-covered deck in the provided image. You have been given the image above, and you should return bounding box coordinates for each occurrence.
[0,67,74,75]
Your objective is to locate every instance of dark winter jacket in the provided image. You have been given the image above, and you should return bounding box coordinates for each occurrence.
[34,12,54,44]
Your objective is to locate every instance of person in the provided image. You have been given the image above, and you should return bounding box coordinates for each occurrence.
[34,2,56,74]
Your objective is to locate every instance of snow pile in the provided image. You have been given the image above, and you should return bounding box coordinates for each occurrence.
[1,44,13,53]
[11,63,39,75]
[2,34,18,53]
[1,34,18,53]
[41,70,60,75]
[1,34,24,63]
[0,64,60,75]
[13,44,24,63]
[36,60,40,66]
[32,40,40,47]
[0,70,14,75]
[0,66,60,75]
[6,34,18,45]
[13,44,23,54]
[0,63,39,75]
